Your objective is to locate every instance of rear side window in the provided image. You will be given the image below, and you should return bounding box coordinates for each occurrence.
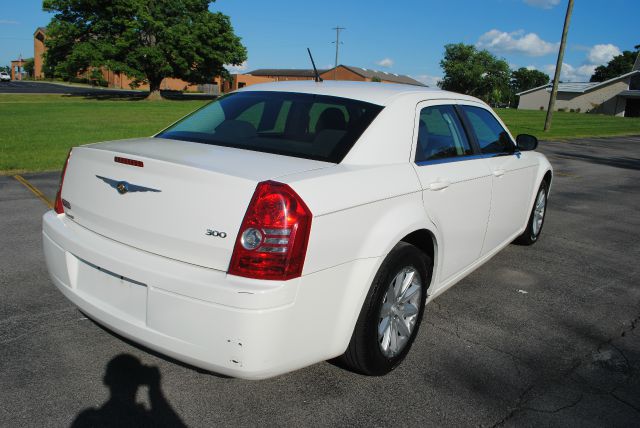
[156,91,383,163]
[461,106,514,154]
[415,105,473,163]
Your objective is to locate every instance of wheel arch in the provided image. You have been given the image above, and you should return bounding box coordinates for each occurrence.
[542,169,553,193]
[399,229,437,287]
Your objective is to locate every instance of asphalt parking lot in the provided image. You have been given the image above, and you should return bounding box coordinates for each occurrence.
[0,80,142,95]
[0,81,215,99]
[1,136,639,427]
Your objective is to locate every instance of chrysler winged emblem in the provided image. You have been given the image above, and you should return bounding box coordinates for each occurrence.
[96,175,161,195]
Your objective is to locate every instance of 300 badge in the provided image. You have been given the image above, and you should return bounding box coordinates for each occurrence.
[205,229,227,238]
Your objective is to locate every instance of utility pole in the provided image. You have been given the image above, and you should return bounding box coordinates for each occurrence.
[332,26,345,80]
[544,0,574,132]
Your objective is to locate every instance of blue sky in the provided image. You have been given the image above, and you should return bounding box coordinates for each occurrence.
[1,0,637,84]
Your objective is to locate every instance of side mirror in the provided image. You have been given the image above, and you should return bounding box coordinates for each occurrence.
[516,134,538,151]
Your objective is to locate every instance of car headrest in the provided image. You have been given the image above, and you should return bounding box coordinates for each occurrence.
[316,108,346,133]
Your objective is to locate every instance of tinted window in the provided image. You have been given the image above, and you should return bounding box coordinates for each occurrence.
[462,106,514,154]
[415,105,473,163]
[156,91,383,163]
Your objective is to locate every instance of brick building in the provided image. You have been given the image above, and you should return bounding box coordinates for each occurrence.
[222,65,425,91]
[31,26,425,94]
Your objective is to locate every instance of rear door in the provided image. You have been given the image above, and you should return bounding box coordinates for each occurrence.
[411,102,493,285]
[458,104,537,254]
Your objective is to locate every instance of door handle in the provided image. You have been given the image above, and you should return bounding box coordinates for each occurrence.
[428,180,450,191]
[492,169,506,177]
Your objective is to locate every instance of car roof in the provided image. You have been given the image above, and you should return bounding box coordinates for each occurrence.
[234,80,480,106]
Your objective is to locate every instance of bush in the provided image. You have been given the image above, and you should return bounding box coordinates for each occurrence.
[558,107,566,112]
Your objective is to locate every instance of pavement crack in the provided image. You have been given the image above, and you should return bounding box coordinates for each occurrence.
[525,394,584,415]
[488,357,584,427]
[489,384,535,427]
[610,392,640,414]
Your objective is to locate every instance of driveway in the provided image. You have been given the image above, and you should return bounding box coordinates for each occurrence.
[1,136,638,426]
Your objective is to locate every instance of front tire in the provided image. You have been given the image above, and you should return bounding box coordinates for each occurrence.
[515,181,548,245]
[337,242,431,376]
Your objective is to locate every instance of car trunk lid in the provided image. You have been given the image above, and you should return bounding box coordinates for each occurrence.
[61,137,332,271]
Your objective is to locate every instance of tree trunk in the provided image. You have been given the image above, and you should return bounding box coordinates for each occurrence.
[146,77,163,100]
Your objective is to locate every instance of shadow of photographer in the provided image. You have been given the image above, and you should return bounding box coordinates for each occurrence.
[72,354,186,428]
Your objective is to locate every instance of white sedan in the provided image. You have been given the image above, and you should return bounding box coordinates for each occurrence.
[0,71,10,82]
[43,81,552,379]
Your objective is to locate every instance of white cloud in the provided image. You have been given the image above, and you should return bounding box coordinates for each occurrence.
[541,43,622,83]
[477,29,559,57]
[543,62,596,82]
[587,44,621,65]
[413,74,441,87]
[526,65,538,70]
[225,61,248,74]
[376,58,394,68]
[523,0,561,9]
[0,20,19,25]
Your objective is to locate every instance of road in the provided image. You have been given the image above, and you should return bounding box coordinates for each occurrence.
[0,80,215,99]
[1,137,639,427]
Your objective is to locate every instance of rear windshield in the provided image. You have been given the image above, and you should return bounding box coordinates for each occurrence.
[155,91,384,163]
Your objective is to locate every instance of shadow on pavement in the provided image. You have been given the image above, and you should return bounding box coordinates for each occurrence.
[71,354,187,428]
[554,152,640,171]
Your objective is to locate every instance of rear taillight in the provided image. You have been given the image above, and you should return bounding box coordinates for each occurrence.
[228,181,312,281]
[54,149,72,214]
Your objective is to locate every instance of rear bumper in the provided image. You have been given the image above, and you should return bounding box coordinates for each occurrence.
[43,211,378,379]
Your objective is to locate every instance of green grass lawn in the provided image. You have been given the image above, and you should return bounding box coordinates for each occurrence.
[0,94,207,174]
[496,108,640,140]
[1,94,639,174]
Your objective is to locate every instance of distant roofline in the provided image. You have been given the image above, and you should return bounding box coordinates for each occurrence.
[245,68,329,77]
[517,69,640,96]
[323,65,425,87]
[242,65,424,87]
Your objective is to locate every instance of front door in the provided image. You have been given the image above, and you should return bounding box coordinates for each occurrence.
[458,105,537,254]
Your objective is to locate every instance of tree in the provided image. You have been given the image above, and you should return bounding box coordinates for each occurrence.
[510,67,549,106]
[42,0,247,99]
[439,43,510,105]
[590,45,639,82]
[511,67,549,93]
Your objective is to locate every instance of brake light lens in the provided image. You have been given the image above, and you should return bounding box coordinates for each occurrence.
[54,149,72,214]
[228,181,312,280]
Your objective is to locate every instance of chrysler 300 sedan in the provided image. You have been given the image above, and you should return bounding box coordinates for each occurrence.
[43,81,552,379]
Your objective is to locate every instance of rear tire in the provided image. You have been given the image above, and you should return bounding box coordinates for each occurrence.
[337,242,430,376]
[515,181,548,246]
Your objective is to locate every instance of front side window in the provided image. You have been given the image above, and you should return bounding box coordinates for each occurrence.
[461,106,514,154]
[415,105,473,163]
[156,91,383,163]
